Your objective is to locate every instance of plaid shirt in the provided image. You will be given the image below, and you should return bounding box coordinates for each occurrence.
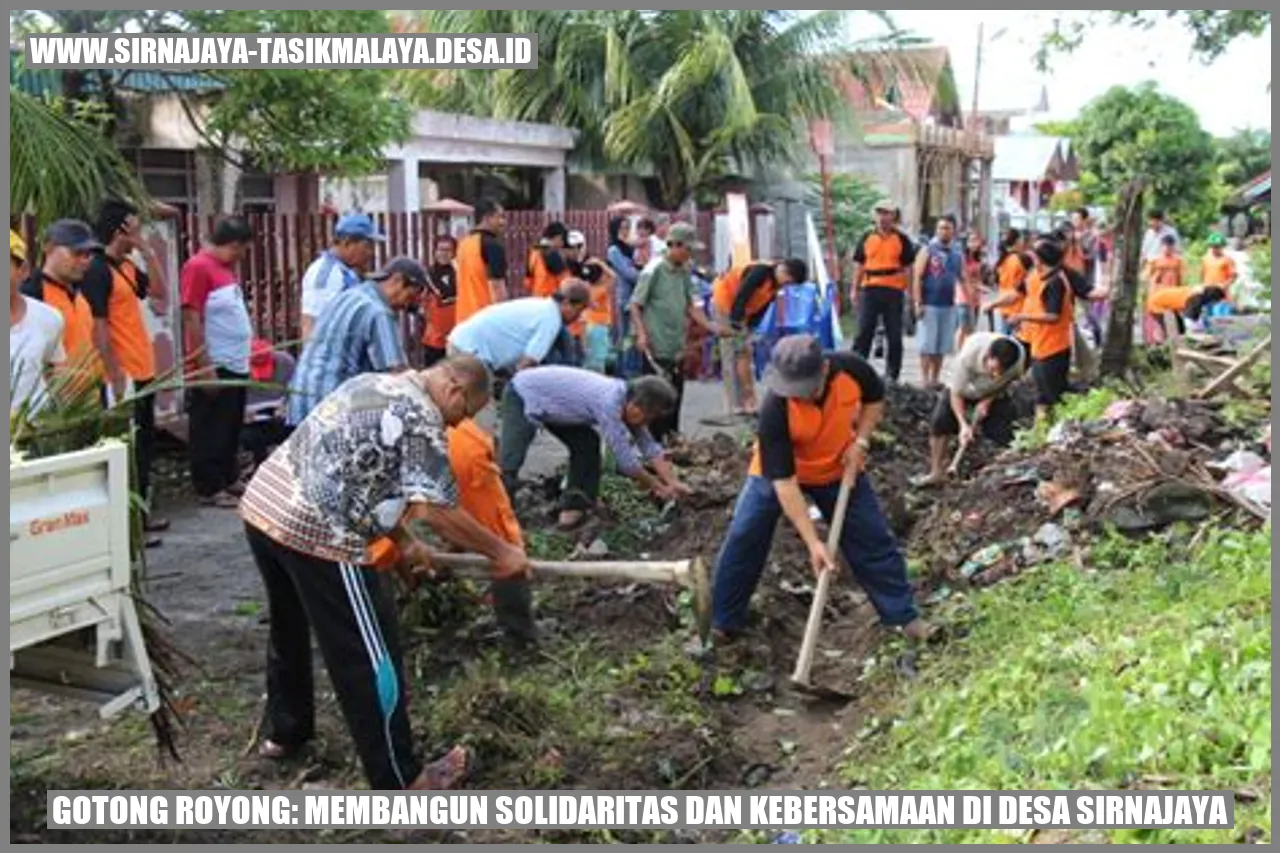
[242,372,457,564]
[287,281,406,426]
[509,366,664,476]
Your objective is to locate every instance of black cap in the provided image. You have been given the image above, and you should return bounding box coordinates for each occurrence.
[44,219,102,252]
[762,334,826,399]
[370,256,429,289]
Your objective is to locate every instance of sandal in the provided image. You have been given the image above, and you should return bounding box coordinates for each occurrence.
[200,491,240,509]
[556,509,587,531]
[143,516,171,533]
[909,474,946,490]
[408,745,472,790]
[258,739,296,760]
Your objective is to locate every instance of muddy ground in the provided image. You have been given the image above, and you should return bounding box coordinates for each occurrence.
[11,374,1265,843]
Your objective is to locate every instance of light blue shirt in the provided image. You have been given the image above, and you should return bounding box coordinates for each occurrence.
[447,297,564,372]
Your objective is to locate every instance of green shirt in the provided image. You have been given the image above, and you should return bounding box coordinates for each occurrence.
[631,259,696,360]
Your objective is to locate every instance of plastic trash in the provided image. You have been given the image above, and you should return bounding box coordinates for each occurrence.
[1032,523,1071,558]
[1213,449,1268,476]
[1104,400,1139,422]
[1223,466,1271,512]
[960,543,1006,579]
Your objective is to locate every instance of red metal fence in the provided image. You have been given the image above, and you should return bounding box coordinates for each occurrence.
[21,207,715,345]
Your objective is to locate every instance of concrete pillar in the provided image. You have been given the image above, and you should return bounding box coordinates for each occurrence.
[542,166,566,214]
[387,156,421,213]
[978,158,993,242]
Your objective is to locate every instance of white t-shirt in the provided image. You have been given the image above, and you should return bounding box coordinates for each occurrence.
[300,250,361,321]
[10,295,66,413]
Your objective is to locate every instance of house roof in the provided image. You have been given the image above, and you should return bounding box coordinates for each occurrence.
[1239,169,1271,203]
[9,46,222,97]
[992,134,1068,183]
[836,45,959,125]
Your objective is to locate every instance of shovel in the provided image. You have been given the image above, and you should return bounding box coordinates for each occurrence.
[789,468,857,702]
[946,411,983,477]
[424,553,712,646]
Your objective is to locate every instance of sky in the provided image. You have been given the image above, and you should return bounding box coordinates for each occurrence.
[853,10,1272,137]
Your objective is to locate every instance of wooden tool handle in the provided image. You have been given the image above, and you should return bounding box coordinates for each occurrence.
[427,553,689,586]
[790,470,855,685]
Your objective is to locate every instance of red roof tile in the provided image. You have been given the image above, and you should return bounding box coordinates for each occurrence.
[835,46,954,123]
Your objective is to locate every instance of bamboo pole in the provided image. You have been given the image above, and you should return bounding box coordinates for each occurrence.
[1195,333,1272,399]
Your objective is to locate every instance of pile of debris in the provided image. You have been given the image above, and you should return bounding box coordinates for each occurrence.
[907,396,1271,590]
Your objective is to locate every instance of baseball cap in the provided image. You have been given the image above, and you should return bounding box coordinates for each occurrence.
[873,198,898,213]
[1207,232,1226,247]
[762,334,826,399]
[666,222,705,250]
[370,257,430,289]
[44,219,102,252]
[10,229,27,262]
[335,212,386,243]
[566,229,586,248]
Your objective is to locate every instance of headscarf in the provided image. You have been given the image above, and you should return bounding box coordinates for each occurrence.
[608,216,634,260]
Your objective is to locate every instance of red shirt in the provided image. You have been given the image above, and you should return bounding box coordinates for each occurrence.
[180,249,253,374]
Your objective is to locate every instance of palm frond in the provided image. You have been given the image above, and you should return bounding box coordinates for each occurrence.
[9,89,151,232]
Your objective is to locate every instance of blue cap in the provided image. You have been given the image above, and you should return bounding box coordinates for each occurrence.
[334,212,386,243]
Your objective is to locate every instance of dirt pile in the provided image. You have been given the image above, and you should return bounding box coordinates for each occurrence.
[906,396,1270,590]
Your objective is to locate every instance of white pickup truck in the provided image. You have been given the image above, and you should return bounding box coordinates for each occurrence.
[9,440,161,720]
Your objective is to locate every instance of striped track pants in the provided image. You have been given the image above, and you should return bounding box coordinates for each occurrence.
[244,523,420,790]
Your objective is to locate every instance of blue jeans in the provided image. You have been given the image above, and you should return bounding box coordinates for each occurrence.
[712,475,919,633]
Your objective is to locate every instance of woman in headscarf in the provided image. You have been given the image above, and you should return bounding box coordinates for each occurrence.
[607,216,640,340]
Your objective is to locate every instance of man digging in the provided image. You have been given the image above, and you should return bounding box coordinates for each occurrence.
[710,335,934,645]
[912,332,1027,488]
[498,366,691,530]
[240,356,532,791]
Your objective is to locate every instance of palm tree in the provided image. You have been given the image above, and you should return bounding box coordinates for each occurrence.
[397,10,911,209]
[9,88,150,230]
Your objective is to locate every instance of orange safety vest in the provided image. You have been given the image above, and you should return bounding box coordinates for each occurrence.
[36,274,103,383]
[1201,253,1236,292]
[858,230,912,291]
[455,230,499,323]
[1146,286,1196,315]
[1022,269,1075,361]
[712,263,777,322]
[365,419,522,569]
[996,253,1029,319]
[525,248,567,299]
[584,280,612,327]
[747,371,864,486]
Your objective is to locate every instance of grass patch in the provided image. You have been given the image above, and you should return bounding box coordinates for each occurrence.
[417,635,718,790]
[1012,385,1123,451]
[808,526,1271,844]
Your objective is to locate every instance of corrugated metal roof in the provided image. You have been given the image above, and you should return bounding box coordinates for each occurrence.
[9,47,223,96]
[1240,170,1271,203]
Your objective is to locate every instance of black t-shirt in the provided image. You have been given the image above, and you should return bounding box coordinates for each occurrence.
[478,230,506,279]
[1041,273,1066,317]
[756,351,885,480]
[428,262,457,304]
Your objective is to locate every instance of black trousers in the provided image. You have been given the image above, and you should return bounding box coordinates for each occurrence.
[420,345,447,368]
[131,377,157,513]
[242,419,294,466]
[245,524,422,790]
[641,355,684,443]
[188,368,247,497]
[498,386,602,511]
[929,390,1017,446]
[1032,350,1072,408]
[853,287,905,381]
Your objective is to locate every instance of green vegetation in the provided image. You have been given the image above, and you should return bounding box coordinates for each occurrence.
[1250,242,1272,304]
[398,10,908,208]
[12,10,410,176]
[1067,83,1219,234]
[1012,386,1123,451]
[813,526,1271,844]
[1040,11,1271,68]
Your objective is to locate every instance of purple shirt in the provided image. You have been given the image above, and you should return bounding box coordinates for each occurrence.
[510,366,664,476]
